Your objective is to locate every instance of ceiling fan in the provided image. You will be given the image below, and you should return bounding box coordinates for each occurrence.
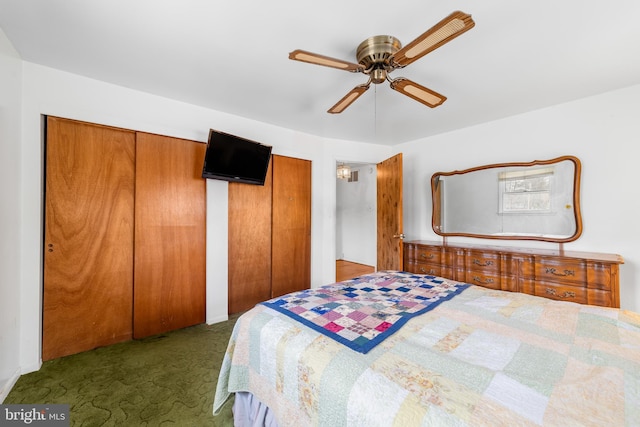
[289,11,475,114]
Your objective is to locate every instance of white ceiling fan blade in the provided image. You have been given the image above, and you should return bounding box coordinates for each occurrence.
[390,11,475,68]
[289,49,364,73]
[389,78,446,108]
[328,84,369,114]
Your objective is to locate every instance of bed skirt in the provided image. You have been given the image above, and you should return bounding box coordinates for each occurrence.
[233,392,280,427]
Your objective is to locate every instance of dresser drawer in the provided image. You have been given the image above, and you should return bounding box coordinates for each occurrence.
[586,262,616,291]
[464,271,501,290]
[405,245,446,264]
[404,260,450,277]
[513,256,535,278]
[535,258,586,285]
[535,282,587,304]
[465,250,499,272]
[586,289,613,307]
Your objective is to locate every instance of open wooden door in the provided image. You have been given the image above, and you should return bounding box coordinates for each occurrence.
[377,153,404,270]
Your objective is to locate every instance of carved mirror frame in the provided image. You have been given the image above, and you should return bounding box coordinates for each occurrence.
[431,155,582,243]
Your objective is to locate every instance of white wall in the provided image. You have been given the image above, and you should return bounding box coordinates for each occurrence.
[0,27,23,402]
[399,84,640,312]
[15,62,393,375]
[336,164,377,267]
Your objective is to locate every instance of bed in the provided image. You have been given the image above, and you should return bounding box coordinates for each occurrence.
[213,270,640,426]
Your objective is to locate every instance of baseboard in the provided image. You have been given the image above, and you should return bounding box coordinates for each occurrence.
[0,368,21,403]
[206,314,229,325]
[21,360,42,376]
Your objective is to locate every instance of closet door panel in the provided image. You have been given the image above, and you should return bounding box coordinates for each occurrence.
[228,161,273,314]
[271,155,311,298]
[43,117,135,361]
[134,133,206,338]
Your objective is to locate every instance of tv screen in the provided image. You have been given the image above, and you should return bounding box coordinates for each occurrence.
[201,129,272,185]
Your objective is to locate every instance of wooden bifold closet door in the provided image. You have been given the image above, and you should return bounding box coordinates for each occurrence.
[228,154,311,314]
[271,155,312,298]
[228,161,273,314]
[133,133,206,338]
[43,117,136,361]
[43,117,206,360]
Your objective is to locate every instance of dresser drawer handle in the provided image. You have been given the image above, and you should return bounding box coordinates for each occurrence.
[473,259,494,267]
[545,288,576,299]
[420,253,435,260]
[545,267,575,277]
[419,267,436,274]
[472,275,494,284]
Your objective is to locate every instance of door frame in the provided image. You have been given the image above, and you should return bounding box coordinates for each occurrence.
[334,153,403,274]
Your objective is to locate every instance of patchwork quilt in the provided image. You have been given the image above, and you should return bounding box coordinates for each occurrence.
[213,271,640,426]
[261,271,470,353]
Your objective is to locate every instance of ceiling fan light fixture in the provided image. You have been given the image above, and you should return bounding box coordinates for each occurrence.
[390,78,446,107]
[371,68,387,84]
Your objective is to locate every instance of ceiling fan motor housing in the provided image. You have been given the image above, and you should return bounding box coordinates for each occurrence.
[356,35,402,83]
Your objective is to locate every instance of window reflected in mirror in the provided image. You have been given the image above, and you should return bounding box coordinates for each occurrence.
[432,156,582,242]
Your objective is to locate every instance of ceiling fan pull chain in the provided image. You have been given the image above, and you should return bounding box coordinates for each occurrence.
[374,84,377,139]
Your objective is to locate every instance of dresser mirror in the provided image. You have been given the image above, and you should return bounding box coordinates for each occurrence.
[432,156,582,242]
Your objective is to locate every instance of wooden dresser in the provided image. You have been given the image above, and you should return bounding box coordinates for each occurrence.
[403,241,624,308]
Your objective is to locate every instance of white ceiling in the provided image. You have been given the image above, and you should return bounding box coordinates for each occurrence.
[1,1,639,145]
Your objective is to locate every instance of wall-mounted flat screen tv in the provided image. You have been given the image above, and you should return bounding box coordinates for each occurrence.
[201,129,272,185]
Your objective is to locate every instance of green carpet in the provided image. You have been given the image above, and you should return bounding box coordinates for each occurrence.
[5,315,241,426]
